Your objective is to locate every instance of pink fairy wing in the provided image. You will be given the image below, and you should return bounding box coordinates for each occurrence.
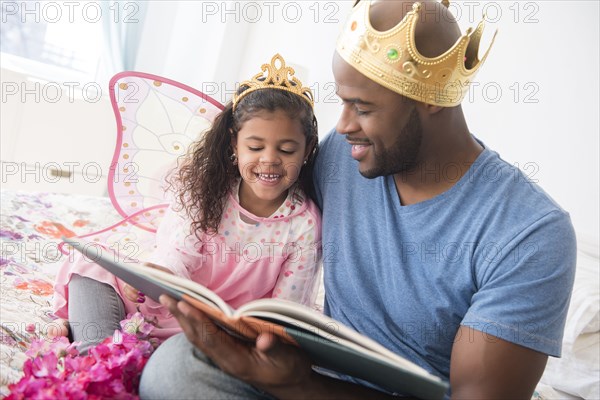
[108,72,224,231]
[59,73,223,256]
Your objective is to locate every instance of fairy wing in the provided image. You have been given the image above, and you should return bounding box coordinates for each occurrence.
[59,73,223,257]
[107,72,224,231]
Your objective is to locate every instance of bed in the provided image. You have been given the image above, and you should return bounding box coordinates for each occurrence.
[1,188,598,398]
[0,190,124,395]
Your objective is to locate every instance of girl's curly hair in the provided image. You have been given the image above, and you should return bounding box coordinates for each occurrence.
[168,87,318,238]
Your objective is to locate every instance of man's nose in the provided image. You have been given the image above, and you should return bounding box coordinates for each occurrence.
[336,105,359,134]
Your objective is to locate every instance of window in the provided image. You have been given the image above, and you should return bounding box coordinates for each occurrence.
[1,1,103,81]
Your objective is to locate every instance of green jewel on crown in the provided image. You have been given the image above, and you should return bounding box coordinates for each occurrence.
[387,48,400,60]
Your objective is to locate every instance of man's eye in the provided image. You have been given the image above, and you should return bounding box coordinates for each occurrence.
[354,105,370,115]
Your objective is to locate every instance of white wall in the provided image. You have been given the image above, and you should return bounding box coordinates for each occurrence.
[231,1,354,134]
[135,0,353,131]
[454,1,599,245]
[135,1,253,93]
[0,67,116,196]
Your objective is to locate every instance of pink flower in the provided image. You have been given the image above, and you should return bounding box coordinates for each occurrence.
[8,312,158,399]
[26,336,78,359]
[30,353,62,379]
[63,352,95,372]
[120,312,154,338]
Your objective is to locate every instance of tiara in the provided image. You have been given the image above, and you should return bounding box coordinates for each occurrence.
[336,1,497,107]
[232,53,314,110]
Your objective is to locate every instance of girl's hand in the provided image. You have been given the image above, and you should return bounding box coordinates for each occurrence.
[123,262,174,303]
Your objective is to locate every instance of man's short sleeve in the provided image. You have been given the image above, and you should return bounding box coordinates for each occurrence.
[462,210,577,357]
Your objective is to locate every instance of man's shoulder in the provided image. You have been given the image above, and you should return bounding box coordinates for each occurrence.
[464,147,575,259]
[469,147,567,218]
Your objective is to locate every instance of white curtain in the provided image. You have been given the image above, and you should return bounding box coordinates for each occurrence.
[99,0,148,79]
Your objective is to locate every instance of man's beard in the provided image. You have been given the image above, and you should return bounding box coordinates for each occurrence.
[360,108,423,179]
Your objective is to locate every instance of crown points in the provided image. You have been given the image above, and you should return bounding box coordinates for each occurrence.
[336,0,495,106]
[233,53,314,110]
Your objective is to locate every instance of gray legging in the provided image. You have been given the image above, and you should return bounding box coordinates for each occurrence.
[68,274,125,353]
[139,333,276,400]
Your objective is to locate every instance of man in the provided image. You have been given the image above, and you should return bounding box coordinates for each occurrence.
[140,1,576,398]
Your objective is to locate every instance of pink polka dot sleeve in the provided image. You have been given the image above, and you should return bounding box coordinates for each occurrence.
[145,206,201,280]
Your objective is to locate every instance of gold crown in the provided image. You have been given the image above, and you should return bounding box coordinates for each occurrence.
[336,1,497,107]
[232,54,314,110]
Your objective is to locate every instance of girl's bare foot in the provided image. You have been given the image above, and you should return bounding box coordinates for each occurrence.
[46,318,70,339]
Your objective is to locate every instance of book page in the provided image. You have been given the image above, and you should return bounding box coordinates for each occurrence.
[139,266,234,316]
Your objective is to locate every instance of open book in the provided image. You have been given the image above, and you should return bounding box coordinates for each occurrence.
[63,237,449,399]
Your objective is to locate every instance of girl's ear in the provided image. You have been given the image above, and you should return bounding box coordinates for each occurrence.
[230,130,237,150]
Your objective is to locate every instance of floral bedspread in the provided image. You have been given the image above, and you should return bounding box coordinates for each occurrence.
[0,190,122,396]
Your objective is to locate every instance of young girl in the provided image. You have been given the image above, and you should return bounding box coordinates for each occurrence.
[53,54,322,351]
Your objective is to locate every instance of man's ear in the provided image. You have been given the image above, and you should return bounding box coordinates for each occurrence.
[421,103,444,115]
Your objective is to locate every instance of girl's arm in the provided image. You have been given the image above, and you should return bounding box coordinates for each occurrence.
[126,206,205,303]
[144,205,202,280]
[127,214,205,309]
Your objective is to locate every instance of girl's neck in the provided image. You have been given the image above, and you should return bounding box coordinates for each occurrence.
[237,181,288,218]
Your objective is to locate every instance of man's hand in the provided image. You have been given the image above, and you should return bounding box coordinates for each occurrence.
[159,295,403,399]
[158,295,314,393]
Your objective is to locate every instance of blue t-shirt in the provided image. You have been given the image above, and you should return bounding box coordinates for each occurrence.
[313,130,576,384]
